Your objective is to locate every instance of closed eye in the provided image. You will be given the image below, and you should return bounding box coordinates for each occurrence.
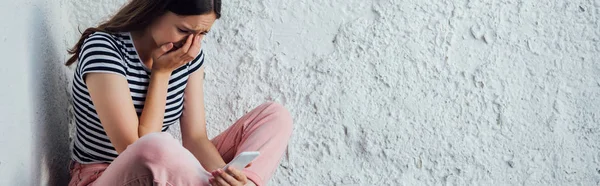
[177,28,189,34]
[179,26,209,35]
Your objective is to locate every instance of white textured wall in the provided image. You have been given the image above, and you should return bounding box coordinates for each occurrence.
[1,0,599,185]
[0,0,73,185]
[0,1,35,185]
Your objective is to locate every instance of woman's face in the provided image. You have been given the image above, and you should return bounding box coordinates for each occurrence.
[149,11,217,52]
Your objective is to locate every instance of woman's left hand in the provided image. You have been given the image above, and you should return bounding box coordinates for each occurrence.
[209,167,249,186]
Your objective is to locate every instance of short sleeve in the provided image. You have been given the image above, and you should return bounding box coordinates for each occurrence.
[78,33,127,79]
[188,49,205,74]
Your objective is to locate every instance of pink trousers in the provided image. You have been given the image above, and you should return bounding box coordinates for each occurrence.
[68,102,293,186]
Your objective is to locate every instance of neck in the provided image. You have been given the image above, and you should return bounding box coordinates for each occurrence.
[130,29,156,68]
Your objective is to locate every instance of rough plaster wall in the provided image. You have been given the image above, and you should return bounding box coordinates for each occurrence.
[32,0,74,184]
[30,0,600,185]
[0,1,35,185]
[197,0,600,185]
[0,0,73,185]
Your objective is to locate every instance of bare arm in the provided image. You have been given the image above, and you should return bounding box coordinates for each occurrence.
[86,34,199,154]
[87,71,173,153]
[180,66,227,172]
[139,34,200,136]
[137,72,172,136]
[86,73,139,154]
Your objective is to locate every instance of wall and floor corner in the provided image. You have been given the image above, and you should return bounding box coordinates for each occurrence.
[1,0,599,185]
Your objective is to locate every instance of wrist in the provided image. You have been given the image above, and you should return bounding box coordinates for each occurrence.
[150,70,171,79]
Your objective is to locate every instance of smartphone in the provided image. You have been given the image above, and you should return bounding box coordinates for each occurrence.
[223,151,260,171]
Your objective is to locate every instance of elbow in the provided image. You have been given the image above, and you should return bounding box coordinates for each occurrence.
[114,136,139,155]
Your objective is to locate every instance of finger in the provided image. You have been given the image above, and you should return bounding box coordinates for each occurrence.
[226,167,247,183]
[152,42,173,59]
[209,177,218,186]
[178,35,202,63]
[178,34,194,56]
[219,168,241,185]
[214,175,230,186]
[245,162,252,168]
[187,34,203,57]
[211,170,229,186]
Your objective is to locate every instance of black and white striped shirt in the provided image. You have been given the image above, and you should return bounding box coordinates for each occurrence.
[70,32,204,163]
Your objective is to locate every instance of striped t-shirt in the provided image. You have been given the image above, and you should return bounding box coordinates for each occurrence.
[70,31,204,163]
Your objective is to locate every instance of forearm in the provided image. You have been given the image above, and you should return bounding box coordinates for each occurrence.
[138,72,171,137]
[183,137,227,172]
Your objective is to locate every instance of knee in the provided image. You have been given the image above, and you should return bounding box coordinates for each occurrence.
[262,102,293,137]
[126,132,181,164]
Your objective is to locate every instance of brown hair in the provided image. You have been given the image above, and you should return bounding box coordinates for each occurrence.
[66,0,221,66]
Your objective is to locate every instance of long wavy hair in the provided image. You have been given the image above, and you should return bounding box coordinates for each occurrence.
[65,0,221,66]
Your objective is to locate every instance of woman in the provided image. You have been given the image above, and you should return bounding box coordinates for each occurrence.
[65,0,293,185]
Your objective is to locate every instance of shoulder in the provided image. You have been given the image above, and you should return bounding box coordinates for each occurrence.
[78,31,126,62]
[82,32,121,50]
[77,32,128,76]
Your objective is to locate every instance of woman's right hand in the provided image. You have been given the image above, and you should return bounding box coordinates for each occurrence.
[151,34,202,74]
